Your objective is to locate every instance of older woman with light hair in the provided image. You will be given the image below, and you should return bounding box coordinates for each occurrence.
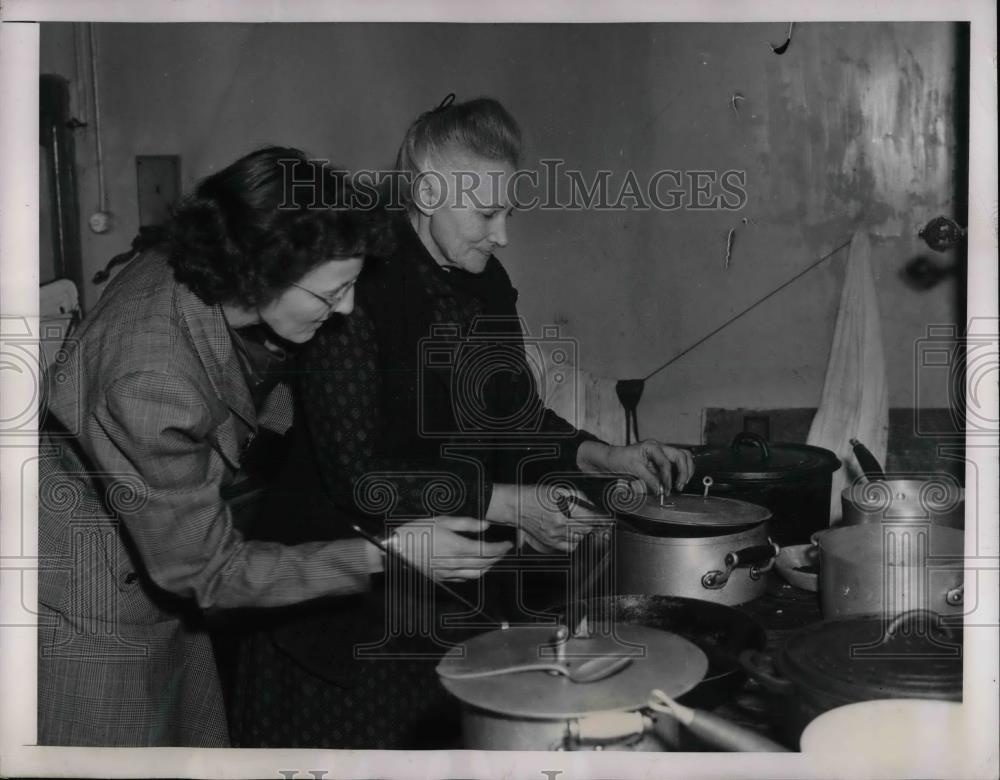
[227,98,693,749]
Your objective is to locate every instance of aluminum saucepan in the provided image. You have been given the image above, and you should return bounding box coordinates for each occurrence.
[815,523,964,619]
[614,494,778,605]
[840,477,965,530]
[436,595,768,751]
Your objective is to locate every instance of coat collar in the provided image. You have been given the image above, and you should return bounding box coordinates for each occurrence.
[174,281,257,432]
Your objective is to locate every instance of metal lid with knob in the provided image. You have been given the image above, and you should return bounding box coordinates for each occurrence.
[437,624,709,720]
[623,493,772,528]
[688,432,841,483]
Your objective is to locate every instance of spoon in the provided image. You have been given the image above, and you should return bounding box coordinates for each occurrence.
[436,653,633,683]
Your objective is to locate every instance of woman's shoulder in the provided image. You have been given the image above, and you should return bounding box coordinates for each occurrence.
[76,249,212,375]
[91,248,179,315]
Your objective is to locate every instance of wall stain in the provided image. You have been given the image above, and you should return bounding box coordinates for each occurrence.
[758,25,954,240]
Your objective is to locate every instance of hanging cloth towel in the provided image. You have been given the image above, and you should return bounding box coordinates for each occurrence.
[806,230,889,525]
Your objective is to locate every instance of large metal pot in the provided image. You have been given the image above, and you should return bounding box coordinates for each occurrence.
[438,595,769,751]
[816,523,964,619]
[616,494,778,605]
[840,477,965,529]
[682,432,841,544]
[438,623,708,750]
[741,609,963,747]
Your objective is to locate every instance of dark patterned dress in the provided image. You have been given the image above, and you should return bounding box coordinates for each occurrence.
[227,216,598,748]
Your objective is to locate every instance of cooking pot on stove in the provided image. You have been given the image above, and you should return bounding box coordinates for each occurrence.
[815,523,964,620]
[840,477,965,530]
[741,609,963,746]
[436,601,784,752]
[437,622,709,750]
[615,492,777,605]
[682,433,841,544]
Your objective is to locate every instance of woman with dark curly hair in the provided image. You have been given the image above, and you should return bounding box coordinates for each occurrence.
[36,146,510,747]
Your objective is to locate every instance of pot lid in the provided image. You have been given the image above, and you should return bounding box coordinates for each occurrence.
[437,624,708,719]
[689,433,841,483]
[624,493,771,528]
[779,612,963,702]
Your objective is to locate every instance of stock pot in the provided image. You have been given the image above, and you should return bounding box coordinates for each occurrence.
[615,493,777,605]
[436,596,772,751]
[682,433,841,544]
[437,622,709,750]
[840,477,965,529]
[741,609,963,746]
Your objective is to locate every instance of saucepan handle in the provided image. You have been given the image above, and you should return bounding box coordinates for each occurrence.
[568,711,651,744]
[725,543,780,569]
[945,584,964,606]
[702,542,780,588]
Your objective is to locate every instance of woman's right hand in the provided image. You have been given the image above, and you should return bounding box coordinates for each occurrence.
[485,483,596,553]
[391,517,512,582]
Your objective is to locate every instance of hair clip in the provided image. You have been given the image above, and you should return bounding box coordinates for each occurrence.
[433,92,456,112]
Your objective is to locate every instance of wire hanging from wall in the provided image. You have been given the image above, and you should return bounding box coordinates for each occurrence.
[769,22,795,55]
[615,237,853,444]
[86,22,113,234]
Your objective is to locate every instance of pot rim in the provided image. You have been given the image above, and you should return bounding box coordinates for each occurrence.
[840,479,966,504]
[774,614,964,703]
[688,437,842,483]
[617,520,769,546]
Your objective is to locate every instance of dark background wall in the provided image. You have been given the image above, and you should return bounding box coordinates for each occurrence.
[40,21,965,444]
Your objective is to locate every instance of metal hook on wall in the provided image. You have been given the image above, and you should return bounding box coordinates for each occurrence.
[770,22,795,54]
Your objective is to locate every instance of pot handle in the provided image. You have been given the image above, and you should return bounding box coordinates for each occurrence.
[567,711,651,745]
[730,432,771,462]
[946,584,964,606]
[738,648,795,696]
[702,541,780,589]
[882,609,957,643]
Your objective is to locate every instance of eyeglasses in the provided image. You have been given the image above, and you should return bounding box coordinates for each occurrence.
[289,279,356,311]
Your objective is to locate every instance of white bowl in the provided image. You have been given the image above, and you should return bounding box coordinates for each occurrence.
[774,543,819,591]
[801,699,965,772]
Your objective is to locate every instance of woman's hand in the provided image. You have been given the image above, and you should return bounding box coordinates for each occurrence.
[576,440,695,495]
[391,517,512,582]
[485,483,595,553]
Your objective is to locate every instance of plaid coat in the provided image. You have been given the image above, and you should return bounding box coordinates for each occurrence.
[37,251,376,746]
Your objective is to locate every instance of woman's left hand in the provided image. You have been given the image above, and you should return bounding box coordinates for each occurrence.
[576,440,695,495]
